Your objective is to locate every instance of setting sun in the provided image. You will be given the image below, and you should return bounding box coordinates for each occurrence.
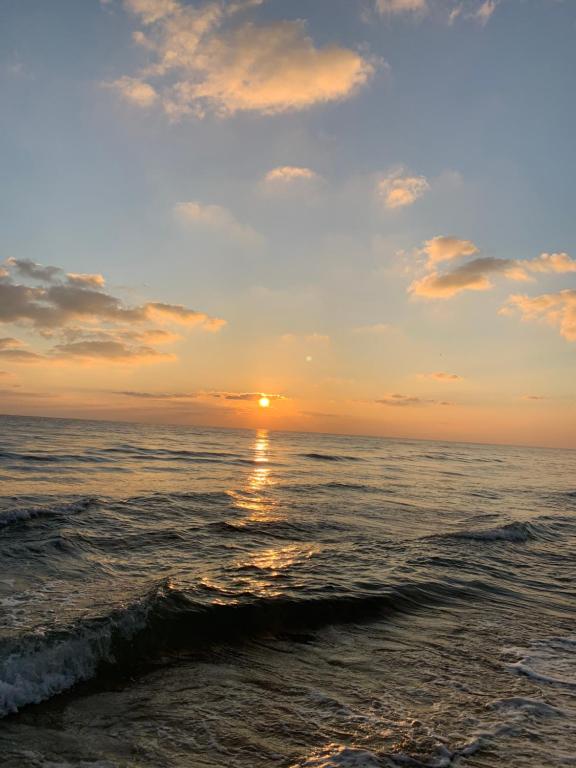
[258,396,271,409]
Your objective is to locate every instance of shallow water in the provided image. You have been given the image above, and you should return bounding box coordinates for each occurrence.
[0,414,575,767]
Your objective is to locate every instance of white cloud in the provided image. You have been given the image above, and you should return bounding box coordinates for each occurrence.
[377,170,429,210]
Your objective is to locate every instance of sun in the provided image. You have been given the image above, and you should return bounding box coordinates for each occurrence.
[258,396,271,409]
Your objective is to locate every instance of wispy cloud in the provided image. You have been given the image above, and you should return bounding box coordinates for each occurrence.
[280,332,330,344]
[107,0,374,119]
[374,393,453,406]
[174,201,260,243]
[473,0,497,26]
[501,290,576,342]
[116,389,286,402]
[377,169,429,210]
[375,0,428,16]
[419,372,464,382]
[105,76,159,107]
[353,323,392,335]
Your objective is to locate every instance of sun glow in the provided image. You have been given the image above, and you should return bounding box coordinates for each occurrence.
[258,396,270,408]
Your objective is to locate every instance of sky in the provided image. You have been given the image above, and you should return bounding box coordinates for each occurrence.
[0,0,575,448]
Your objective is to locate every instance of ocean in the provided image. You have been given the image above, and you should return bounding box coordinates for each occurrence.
[0,414,575,767]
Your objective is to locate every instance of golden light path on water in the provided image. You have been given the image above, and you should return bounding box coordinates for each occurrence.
[227,429,320,595]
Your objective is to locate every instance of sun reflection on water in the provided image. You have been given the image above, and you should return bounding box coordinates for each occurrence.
[227,429,278,520]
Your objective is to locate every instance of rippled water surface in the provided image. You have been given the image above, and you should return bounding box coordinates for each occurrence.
[0,414,575,767]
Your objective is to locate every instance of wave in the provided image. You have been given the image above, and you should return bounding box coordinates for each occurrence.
[301,453,362,463]
[433,517,574,545]
[0,498,96,530]
[0,578,487,718]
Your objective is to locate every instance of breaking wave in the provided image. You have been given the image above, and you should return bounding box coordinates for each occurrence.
[0,578,487,717]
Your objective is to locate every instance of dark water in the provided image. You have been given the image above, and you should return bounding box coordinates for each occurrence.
[0,414,575,767]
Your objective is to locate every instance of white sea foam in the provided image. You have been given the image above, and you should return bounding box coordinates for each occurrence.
[0,498,94,529]
[0,599,150,716]
[508,636,576,689]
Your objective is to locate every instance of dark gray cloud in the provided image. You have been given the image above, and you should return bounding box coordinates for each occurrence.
[0,258,225,363]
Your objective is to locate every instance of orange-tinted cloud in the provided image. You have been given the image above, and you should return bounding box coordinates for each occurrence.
[116,389,286,401]
[421,236,479,268]
[112,0,373,118]
[174,201,259,243]
[374,393,453,406]
[375,0,427,15]
[264,166,319,184]
[420,372,463,382]
[377,170,429,209]
[501,290,576,342]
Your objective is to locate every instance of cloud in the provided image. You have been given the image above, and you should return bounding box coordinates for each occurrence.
[0,338,43,362]
[411,245,576,300]
[264,166,319,184]
[377,170,429,209]
[522,252,576,275]
[473,0,496,25]
[521,395,549,401]
[124,0,180,25]
[65,273,107,288]
[421,236,479,267]
[501,290,576,342]
[375,0,427,15]
[409,257,518,298]
[448,5,463,25]
[0,258,225,364]
[110,0,374,118]
[116,389,286,401]
[280,332,330,344]
[106,76,159,107]
[420,372,463,382]
[374,393,452,406]
[5,259,108,289]
[52,340,173,363]
[5,258,62,282]
[145,302,226,330]
[174,201,259,242]
[206,391,285,402]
